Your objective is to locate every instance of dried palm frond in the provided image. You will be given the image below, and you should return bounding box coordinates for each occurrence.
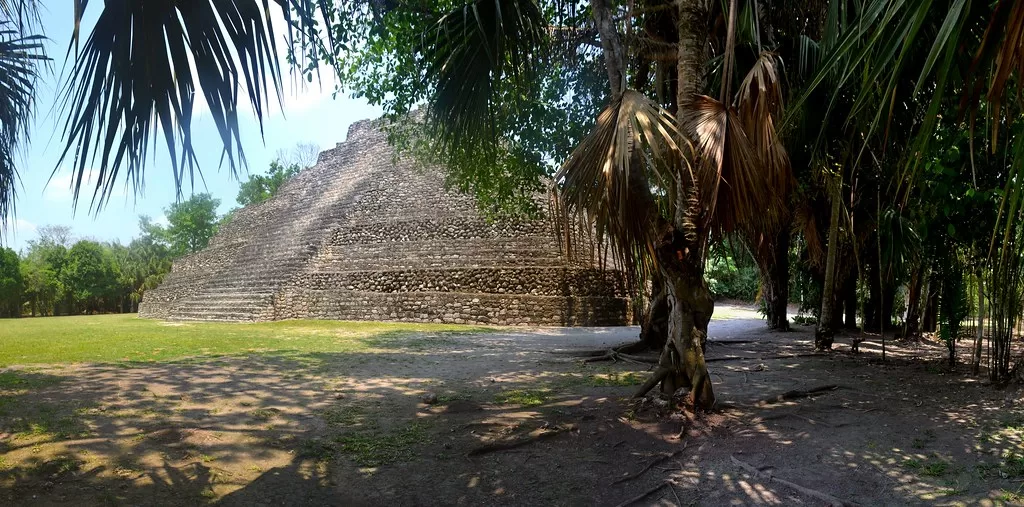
[555,89,684,284]
[681,95,781,237]
[736,52,793,214]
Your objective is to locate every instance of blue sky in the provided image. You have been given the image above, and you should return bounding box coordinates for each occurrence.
[2,5,383,253]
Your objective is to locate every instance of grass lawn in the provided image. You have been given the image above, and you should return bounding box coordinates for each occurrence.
[0,314,489,366]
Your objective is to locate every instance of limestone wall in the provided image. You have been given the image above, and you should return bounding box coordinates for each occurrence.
[139,118,630,326]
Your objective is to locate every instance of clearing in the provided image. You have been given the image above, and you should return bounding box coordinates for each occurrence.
[0,307,1022,506]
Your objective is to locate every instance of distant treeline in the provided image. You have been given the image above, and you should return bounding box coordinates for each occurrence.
[0,150,313,318]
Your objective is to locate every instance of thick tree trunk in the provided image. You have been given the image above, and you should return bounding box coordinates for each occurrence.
[815,174,842,350]
[634,222,716,410]
[762,231,791,331]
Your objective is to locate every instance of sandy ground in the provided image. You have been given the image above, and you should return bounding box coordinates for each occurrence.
[1,304,1023,506]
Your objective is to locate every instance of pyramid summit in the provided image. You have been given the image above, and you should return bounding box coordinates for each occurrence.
[139,118,630,326]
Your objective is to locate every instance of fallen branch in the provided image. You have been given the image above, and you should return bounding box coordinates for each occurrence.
[706,353,823,363]
[615,480,674,507]
[612,445,687,485]
[731,456,855,506]
[757,385,840,406]
[759,412,836,427]
[467,424,577,456]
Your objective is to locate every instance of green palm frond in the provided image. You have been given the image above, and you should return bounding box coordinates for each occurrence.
[58,0,331,211]
[419,0,546,153]
[555,89,684,282]
[0,17,45,233]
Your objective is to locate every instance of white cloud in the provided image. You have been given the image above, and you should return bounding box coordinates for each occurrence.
[1,218,36,251]
[44,169,127,202]
[154,214,170,227]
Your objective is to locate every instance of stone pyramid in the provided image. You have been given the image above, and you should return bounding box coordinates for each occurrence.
[139,119,630,326]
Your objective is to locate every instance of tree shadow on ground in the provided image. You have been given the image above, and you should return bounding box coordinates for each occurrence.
[0,327,1022,505]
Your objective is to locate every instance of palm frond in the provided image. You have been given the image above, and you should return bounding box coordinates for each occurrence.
[681,95,781,236]
[58,0,333,212]
[736,52,792,205]
[555,89,684,284]
[419,0,546,153]
[0,21,45,234]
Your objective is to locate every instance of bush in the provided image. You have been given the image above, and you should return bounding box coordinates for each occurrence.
[706,253,759,301]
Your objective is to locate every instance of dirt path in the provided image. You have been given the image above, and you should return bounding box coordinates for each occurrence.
[1,305,1023,506]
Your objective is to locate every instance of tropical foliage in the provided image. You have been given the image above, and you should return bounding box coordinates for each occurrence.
[0,0,1023,399]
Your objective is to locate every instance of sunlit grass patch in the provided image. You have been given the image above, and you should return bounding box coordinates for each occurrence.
[335,422,428,467]
[494,388,552,407]
[0,314,493,365]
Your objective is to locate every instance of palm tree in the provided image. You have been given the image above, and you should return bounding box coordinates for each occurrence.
[4,0,1020,387]
[413,0,794,408]
[0,1,45,231]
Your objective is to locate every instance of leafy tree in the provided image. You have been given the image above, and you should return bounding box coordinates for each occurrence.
[165,194,221,256]
[61,241,118,314]
[0,247,23,317]
[23,226,72,315]
[236,161,301,207]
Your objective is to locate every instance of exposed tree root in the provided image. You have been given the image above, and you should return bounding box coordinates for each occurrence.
[570,341,656,360]
[632,367,670,399]
[582,349,657,365]
[614,479,679,507]
[731,455,857,506]
[757,385,841,406]
[466,423,577,456]
[611,446,687,485]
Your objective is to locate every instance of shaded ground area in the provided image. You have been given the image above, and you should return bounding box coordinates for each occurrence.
[1,305,1023,506]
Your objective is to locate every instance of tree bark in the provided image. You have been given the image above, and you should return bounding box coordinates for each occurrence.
[972,269,984,375]
[922,287,938,333]
[638,280,670,350]
[676,0,705,106]
[634,221,716,409]
[761,230,791,331]
[815,172,842,350]
[903,267,923,338]
[592,0,626,98]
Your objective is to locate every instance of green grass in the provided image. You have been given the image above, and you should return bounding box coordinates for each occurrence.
[0,314,491,365]
[335,422,428,467]
[494,388,552,407]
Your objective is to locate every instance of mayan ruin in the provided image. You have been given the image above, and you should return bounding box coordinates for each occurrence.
[138,119,630,326]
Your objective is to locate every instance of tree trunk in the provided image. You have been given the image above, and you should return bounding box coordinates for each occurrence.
[864,261,881,332]
[842,274,858,329]
[638,281,670,351]
[634,222,716,410]
[815,173,842,350]
[922,288,938,333]
[761,231,791,331]
[592,0,625,98]
[904,267,923,338]
[972,269,984,375]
